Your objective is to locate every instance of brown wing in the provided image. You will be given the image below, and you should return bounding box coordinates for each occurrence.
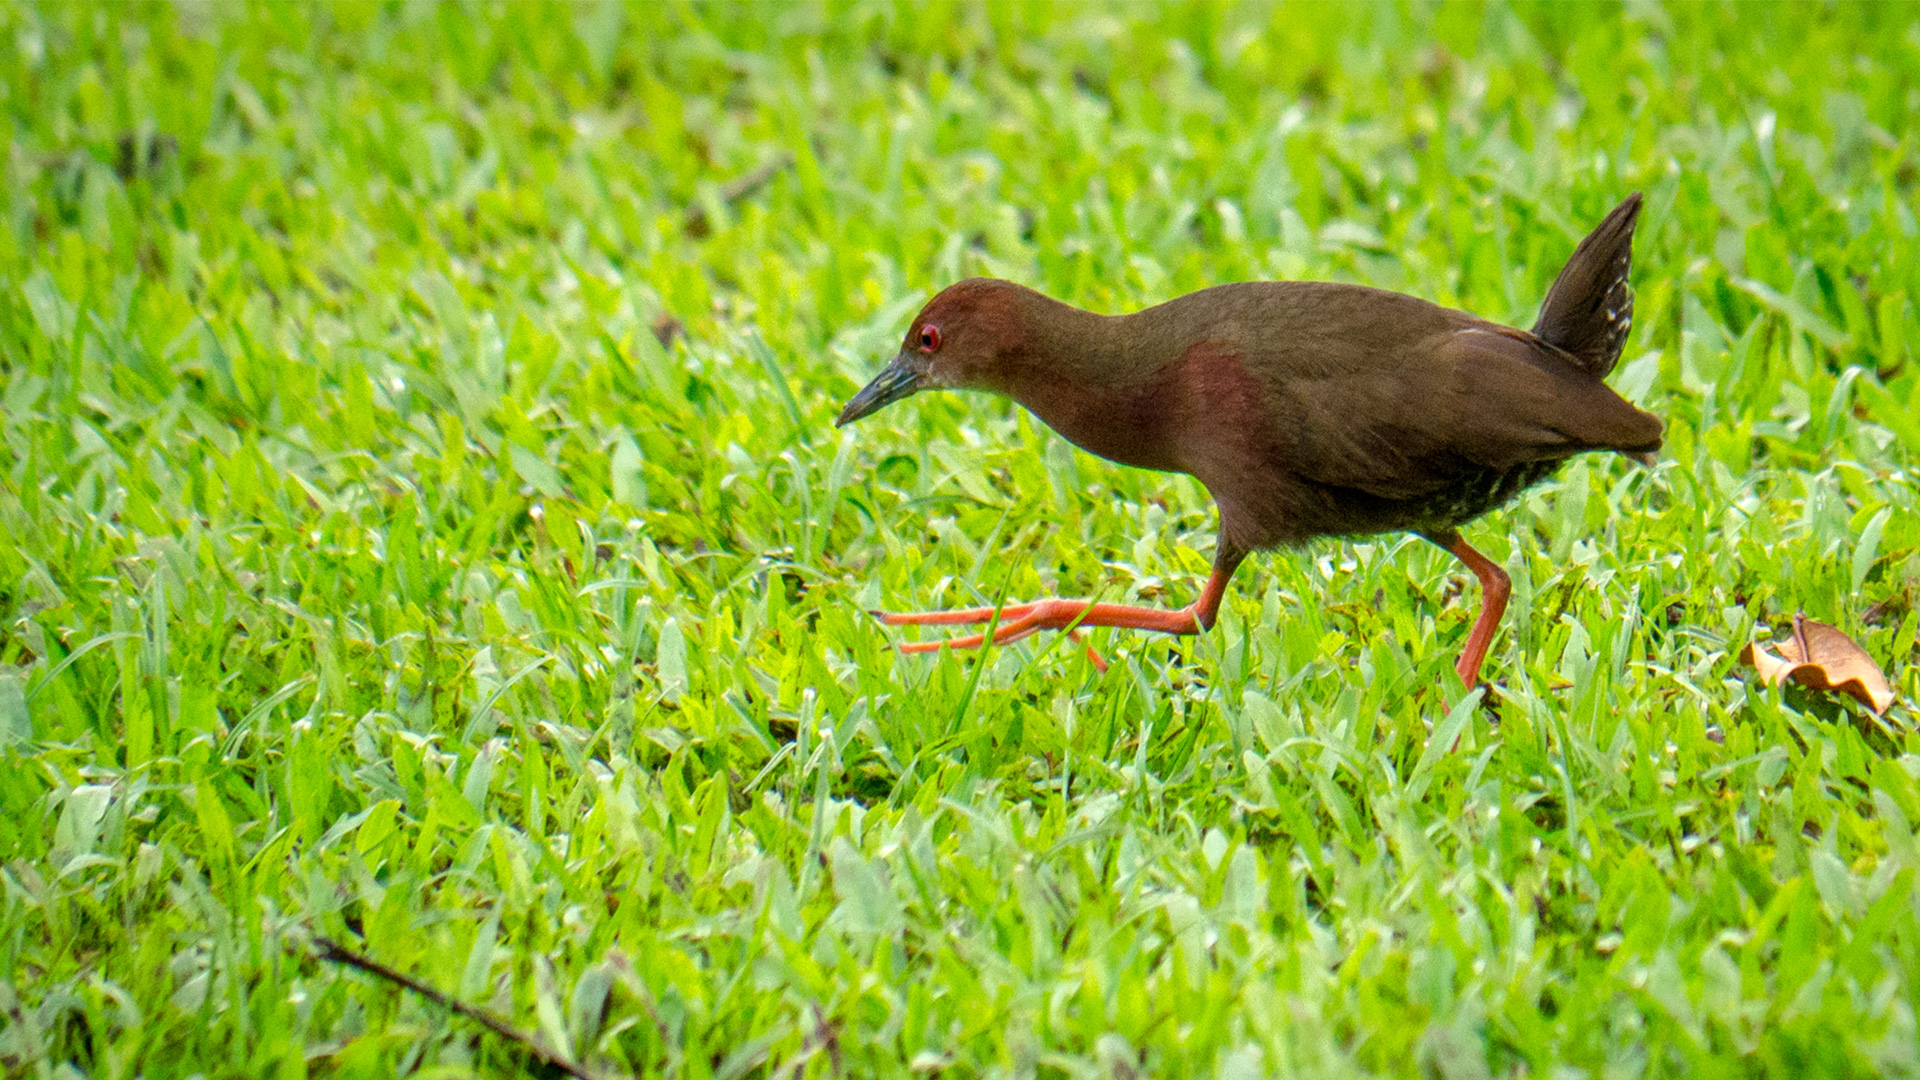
[1285,326,1663,502]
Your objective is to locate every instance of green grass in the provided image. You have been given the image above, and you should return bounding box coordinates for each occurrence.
[3,2,1919,1076]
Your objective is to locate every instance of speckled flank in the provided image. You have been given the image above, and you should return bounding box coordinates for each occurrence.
[1411,458,1563,534]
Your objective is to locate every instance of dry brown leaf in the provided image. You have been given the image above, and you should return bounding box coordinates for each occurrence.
[1740,614,1896,714]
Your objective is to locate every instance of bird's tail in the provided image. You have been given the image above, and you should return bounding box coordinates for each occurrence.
[1531,193,1642,378]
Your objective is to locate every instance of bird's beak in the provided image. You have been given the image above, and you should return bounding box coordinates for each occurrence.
[835,354,921,427]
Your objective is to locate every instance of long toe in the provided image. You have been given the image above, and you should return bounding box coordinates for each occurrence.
[894,612,1046,655]
[872,601,1044,627]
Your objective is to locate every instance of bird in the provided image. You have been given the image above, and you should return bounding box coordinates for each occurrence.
[835,194,1661,690]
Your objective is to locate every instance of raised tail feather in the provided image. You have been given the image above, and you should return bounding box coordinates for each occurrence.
[1532,193,1642,378]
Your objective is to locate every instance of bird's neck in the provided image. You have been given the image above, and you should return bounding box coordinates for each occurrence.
[995,290,1184,390]
[992,294,1185,472]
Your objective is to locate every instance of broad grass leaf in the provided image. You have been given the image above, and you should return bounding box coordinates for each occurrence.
[827,837,901,936]
[568,961,614,1057]
[0,672,30,746]
[52,784,112,868]
[1852,506,1891,593]
[657,617,688,702]
[460,909,501,1001]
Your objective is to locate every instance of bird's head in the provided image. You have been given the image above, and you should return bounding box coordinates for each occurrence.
[835,278,1030,427]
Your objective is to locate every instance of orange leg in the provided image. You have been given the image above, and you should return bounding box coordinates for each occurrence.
[873,545,1248,665]
[1423,530,1511,691]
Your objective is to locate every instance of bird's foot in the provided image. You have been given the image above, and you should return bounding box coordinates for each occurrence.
[883,598,1116,671]
[895,622,1109,672]
[871,596,1212,672]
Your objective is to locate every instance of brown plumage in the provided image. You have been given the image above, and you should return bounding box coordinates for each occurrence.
[836,194,1661,688]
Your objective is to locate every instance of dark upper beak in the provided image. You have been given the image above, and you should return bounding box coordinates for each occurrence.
[835,354,921,427]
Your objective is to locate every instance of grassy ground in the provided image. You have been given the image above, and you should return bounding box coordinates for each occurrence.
[3,3,1919,1077]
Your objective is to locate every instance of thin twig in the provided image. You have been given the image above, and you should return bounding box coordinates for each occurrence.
[684,154,794,235]
[312,936,597,1080]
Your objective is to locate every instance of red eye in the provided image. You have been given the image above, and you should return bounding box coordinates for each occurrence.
[919,324,941,352]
